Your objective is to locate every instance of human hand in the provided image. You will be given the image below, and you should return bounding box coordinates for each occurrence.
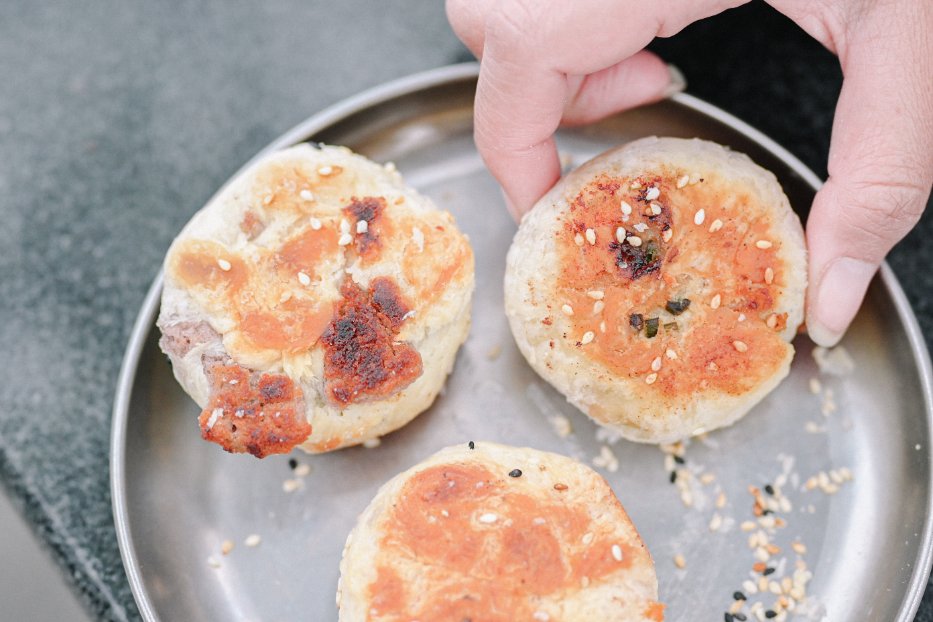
[447,0,933,347]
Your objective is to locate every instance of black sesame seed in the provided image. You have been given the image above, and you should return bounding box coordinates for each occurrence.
[669,471,677,484]
[733,591,746,601]
[762,508,774,516]
[763,567,775,576]
[734,614,747,621]
[765,611,777,619]
[764,484,775,495]
[673,455,686,465]
[509,469,522,478]
[724,614,734,622]
[288,458,298,470]
[468,441,475,450]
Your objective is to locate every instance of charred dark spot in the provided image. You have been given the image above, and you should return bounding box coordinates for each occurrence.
[665,298,691,315]
[321,277,422,406]
[344,196,386,260]
[258,375,291,402]
[609,236,663,279]
[645,317,659,338]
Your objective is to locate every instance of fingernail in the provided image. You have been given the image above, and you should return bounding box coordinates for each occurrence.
[808,257,877,347]
[663,63,687,98]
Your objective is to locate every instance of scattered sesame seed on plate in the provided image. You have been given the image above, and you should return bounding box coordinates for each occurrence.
[207,556,221,569]
[244,534,262,547]
[294,463,311,477]
[282,478,301,493]
[221,540,234,555]
[674,553,686,569]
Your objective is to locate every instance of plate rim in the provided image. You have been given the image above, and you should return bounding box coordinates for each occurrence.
[110,61,933,621]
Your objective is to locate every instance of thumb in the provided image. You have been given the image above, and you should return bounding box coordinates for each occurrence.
[805,6,933,346]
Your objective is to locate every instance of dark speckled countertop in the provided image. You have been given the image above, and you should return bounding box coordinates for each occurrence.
[2,2,931,620]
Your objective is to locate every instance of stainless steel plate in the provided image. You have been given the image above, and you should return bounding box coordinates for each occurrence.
[112,63,933,621]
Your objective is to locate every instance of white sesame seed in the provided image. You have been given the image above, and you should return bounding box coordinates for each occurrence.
[633,222,648,233]
[645,186,660,201]
[282,478,301,493]
[575,233,585,246]
[317,165,333,175]
[309,217,322,230]
[294,463,311,477]
[765,267,774,284]
[356,220,368,234]
[650,202,662,215]
[809,377,822,394]
[207,556,221,569]
[412,227,425,252]
[221,540,234,555]
[741,521,756,532]
[645,373,658,385]
[262,194,273,205]
[742,579,758,595]
[738,313,746,322]
[478,513,498,524]
[620,200,633,215]
[792,541,807,555]
[299,189,314,201]
[587,290,605,299]
[677,174,690,189]
[612,544,624,561]
[339,218,350,234]
[217,258,232,271]
[662,228,673,242]
[615,227,626,243]
[709,513,723,532]
[756,239,773,249]
[673,554,686,569]
[651,356,662,372]
[626,235,642,247]
[592,300,605,315]
[710,293,722,309]
[297,271,311,286]
[244,534,262,547]
[363,438,381,449]
[206,408,223,430]
[585,228,597,245]
[561,304,574,316]
[581,331,595,345]
[665,348,678,360]
[733,340,749,353]
[694,209,706,225]
[716,492,727,508]
[631,181,642,190]
[582,532,595,545]
[532,517,546,526]
[709,218,723,233]
[338,233,353,246]
[767,314,778,329]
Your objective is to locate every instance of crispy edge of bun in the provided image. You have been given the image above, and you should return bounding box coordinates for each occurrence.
[158,144,475,453]
[338,442,661,622]
[504,137,806,443]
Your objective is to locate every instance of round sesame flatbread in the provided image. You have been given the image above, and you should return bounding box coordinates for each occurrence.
[157,144,474,456]
[338,442,663,622]
[504,137,806,443]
